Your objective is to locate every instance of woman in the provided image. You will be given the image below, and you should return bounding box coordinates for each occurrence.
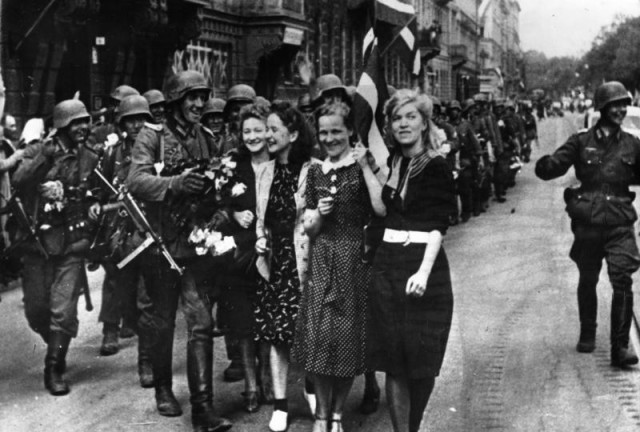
[293,102,384,432]
[254,101,316,432]
[368,89,457,432]
[218,103,270,413]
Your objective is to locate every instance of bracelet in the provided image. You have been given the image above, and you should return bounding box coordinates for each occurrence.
[256,235,267,242]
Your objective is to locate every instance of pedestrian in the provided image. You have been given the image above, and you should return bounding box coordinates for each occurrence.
[367,89,457,432]
[217,103,271,413]
[142,89,167,124]
[292,101,385,432]
[535,81,640,369]
[127,71,232,431]
[93,95,155,390]
[12,99,102,396]
[254,101,316,432]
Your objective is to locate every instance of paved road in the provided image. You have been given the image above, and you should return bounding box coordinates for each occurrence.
[1,115,640,431]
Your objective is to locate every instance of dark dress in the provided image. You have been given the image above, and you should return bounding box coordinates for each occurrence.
[293,161,371,377]
[254,162,301,347]
[368,152,457,379]
[218,157,259,337]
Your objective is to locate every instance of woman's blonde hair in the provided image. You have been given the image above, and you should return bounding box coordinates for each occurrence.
[383,89,443,152]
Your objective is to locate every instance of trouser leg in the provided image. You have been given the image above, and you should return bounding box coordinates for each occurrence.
[22,254,54,342]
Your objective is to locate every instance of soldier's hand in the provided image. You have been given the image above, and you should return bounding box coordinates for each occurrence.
[42,141,57,159]
[88,203,101,221]
[233,210,254,229]
[170,171,206,195]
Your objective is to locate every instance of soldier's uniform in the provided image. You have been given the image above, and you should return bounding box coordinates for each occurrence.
[494,101,520,199]
[536,81,640,368]
[12,99,100,395]
[127,71,231,431]
[521,107,537,162]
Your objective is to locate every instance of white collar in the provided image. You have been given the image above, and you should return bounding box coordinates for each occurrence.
[321,154,356,174]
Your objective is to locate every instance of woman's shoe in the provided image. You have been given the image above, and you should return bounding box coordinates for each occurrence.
[330,415,344,432]
[359,384,380,414]
[268,410,288,432]
[312,417,329,432]
[303,388,317,416]
[242,391,260,413]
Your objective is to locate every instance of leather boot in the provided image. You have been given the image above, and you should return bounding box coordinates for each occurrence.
[153,330,182,416]
[138,329,154,388]
[100,323,119,356]
[576,276,598,353]
[188,339,232,432]
[44,331,71,396]
[610,291,639,368]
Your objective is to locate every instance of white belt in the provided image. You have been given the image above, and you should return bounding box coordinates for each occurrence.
[383,229,430,244]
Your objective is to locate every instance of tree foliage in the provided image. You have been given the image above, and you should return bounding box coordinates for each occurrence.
[523,51,579,98]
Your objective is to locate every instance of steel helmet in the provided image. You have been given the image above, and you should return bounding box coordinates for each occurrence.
[316,74,345,95]
[594,81,631,111]
[227,84,257,103]
[494,98,506,107]
[473,93,488,103]
[462,98,476,112]
[111,85,139,102]
[53,99,91,129]
[505,100,516,110]
[449,100,462,111]
[203,98,226,116]
[430,96,442,108]
[116,95,152,124]
[143,89,166,106]
[164,70,211,104]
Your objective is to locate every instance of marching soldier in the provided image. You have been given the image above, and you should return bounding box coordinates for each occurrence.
[536,81,640,369]
[449,100,484,222]
[143,89,167,124]
[127,71,232,431]
[493,99,520,201]
[12,99,102,395]
[520,102,538,162]
[221,84,256,154]
[94,95,155,387]
[201,97,227,154]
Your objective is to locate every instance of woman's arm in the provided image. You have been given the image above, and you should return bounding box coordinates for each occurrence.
[405,230,443,297]
[352,143,386,217]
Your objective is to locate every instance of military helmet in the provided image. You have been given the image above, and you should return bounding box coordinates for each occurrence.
[594,81,631,111]
[462,98,476,112]
[449,100,462,111]
[164,70,211,104]
[53,99,91,129]
[227,84,257,103]
[111,85,139,102]
[203,98,226,116]
[494,98,506,107]
[473,93,488,103]
[143,89,165,106]
[430,96,442,107]
[505,100,516,109]
[316,74,346,96]
[116,95,152,124]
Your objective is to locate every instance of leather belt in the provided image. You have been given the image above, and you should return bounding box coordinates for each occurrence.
[383,228,430,244]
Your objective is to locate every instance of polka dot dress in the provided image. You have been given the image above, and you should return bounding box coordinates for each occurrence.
[292,161,372,377]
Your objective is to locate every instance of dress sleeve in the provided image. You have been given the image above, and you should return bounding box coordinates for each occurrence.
[418,156,456,235]
[305,164,318,209]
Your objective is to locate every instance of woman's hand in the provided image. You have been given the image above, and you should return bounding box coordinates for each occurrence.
[233,210,255,229]
[351,142,370,169]
[88,202,101,221]
[255,236,269,255]
[317,196,335,216]
[406,269,430,297]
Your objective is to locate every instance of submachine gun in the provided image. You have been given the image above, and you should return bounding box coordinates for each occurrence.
[93,168,183,275]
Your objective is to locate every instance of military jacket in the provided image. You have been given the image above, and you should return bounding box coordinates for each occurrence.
[451,118,482,163]
[127,118,217,258]
[536,122,640,226]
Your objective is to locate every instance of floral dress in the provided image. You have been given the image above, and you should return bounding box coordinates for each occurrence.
[254,162,301,347]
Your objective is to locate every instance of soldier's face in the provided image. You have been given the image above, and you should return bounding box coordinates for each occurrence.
[603,101,627,127]
[179,91,208,124]
[150,103,165,123]
[3,115,17,140]
[203,114,224,134]
[449,108,461,121]
[121,114,147,141]
[66,117,91,146]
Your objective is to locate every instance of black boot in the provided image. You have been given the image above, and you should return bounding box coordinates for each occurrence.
[44,331,71,396]
[100,323,119,356]
[610,291,639,368]
[576,275,598,353]
[138,329,154,388]
[188,339,232,432]
[153,330,182,416]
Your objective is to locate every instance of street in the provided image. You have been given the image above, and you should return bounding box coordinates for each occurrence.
[2,115,640,431]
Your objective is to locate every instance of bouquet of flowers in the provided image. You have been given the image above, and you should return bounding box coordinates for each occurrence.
[164,154,247,255]
[39,180,67,230]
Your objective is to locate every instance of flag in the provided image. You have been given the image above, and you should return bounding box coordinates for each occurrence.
[354,39,390,169]
[385,16,422,77]
[375,0,416,27]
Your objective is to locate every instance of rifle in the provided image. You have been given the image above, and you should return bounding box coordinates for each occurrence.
[4,196,49,259]
[93,168,183,275]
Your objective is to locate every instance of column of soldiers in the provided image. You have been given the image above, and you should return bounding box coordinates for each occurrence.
[1,66,539,431]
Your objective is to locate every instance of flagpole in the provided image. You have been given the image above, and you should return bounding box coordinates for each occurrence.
[379,15,417,58]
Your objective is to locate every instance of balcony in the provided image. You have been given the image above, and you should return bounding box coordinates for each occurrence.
[450,44,468,68]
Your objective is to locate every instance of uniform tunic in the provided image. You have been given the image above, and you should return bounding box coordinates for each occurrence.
[292,160,372,377]
[368,152,457,378]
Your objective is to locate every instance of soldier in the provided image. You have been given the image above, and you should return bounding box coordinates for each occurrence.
[201,97,226,154]
[536,81,640,369]
[221,84,256,154]
[93,85,140,146]
[492,99,519,201]
[12,99,101,395]
[127,71,232,431]
[143,89,167,124]
[449,100,484,222]
[520,102,537,163]
[311,74,350,108]
[95,95,155,387]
